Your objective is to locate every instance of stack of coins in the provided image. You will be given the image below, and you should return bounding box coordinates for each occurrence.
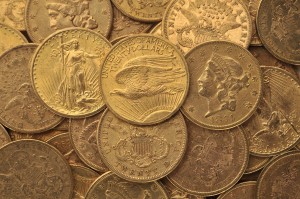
[0,0,299,198]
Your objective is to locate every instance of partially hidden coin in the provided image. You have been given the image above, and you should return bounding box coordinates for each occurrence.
[0,44,63,133]
[0,22,27,55]
[25,0,113,43]
[257,151,300,199]
[101,34,189,125]
[241,66,300,156]
[10,129,66,141]
[168,117,249,196]
[0,0,26,31]
[70,165,99,199]
[98,110,187,182]
[245,155,271,174]
[85,171,169,199]
[182,41,262,130]
[217,181,256,199]
[163,0,252,53]
[150,22,162,36]
[31,28,111,118]
[0,124,11,147]
[0,139,73,199]
[69,110,108,172]
[257,0,300,65]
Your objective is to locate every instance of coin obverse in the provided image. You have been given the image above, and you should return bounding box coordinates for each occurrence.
[0,139,73,199]
[168,117,249,196]
[163,0,252,53]
[182,41,262,130]
[85,171,169,199]
[101,34,189,125]
[0,44,63,133]
[217,181,256,199]
[0,0,26,31]
[25,0,113,43]
[257,0,300,65]
[98,110,187,182]
[31,28,111,118]
[257,151,300,199]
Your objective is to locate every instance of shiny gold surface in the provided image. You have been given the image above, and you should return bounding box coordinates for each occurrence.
[0,0,26,31]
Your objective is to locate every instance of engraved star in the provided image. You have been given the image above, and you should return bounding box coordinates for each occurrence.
[33,0,38,5]
[188,57,195,63]
[251,91,258,96]
[30,14,36,19]
[32,27,38,32]
[188,106,195,112]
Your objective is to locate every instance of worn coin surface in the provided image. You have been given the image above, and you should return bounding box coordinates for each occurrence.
[109,6,152,41]
[0,124,11,147]
[25,0,113,43]
[163,0,252,53]
[111,0,170,22]
[10,129,65,141]
[46,133,85,166]
[257,151,300,199]
[69,110,108,172]
[0,22,27,55]
[71,165,99,199]
[31,28,111,118]
[257,0,300,65]
[101,34,189,125]
[218,181,256,199]
[0,44,62,133]
[0,0,26,31]
[245,155,270,174]
[0,139,73,199]
[241,67,300,156]
[168,117,249,196]
[182,41,262,130]
[98,110,187,182]
[85,171,169,199]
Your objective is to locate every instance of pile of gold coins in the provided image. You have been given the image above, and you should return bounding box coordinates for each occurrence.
[0,0,299,198]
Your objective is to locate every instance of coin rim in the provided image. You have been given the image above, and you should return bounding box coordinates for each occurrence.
[217,181,257,199]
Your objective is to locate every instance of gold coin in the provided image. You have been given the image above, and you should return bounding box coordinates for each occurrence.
[0,139,73,198]
[0,0,26,31]
[69,110,109,172]
[168,117,249,196]
[110,0,170,22]
[109,6,153,41]
[182,41,262,130]
[245,155,271,174]
[46,132,85,167]
[163,0,252,53]
[257,0,300,65]
[10,129,65,141]
[257,151,300,199]
[217,181,256,199]
[0,124,11,147]
[25,0,113,43]
[85,171,169,199]
[0,22,27,55]
[150,22,162,36]
[101,34,189,125]
[70,165,99,199]
[31,28,111,118]
[0,44,63,133]
[241,66,300,156]
[98,110,187,182]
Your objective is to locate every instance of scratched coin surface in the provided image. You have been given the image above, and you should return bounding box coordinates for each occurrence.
[111,0,170,22]
[241,67,300,156]
[0,22,27,55]
[46,133,85,166]
[168,117,248,196]
[71,165,99,199]
[257,0,300,65]
[0,0,26,31]
[70,110,108,172]
[0,139,73,199]
[163,0,252,53]
[257,151,300,199]
[109,6,152,41]
[101,34,189,125]
[0,44,62,133]
[0,124,11,147]
[25,0,113,43]
[98,110,187,182]
[85,171,169,199]
[182,41,262,130]
[31,28,111,118]
[218,181,256,199]
[245,155,270,174]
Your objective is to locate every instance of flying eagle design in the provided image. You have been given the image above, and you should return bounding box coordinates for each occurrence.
[110,55,185,100]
